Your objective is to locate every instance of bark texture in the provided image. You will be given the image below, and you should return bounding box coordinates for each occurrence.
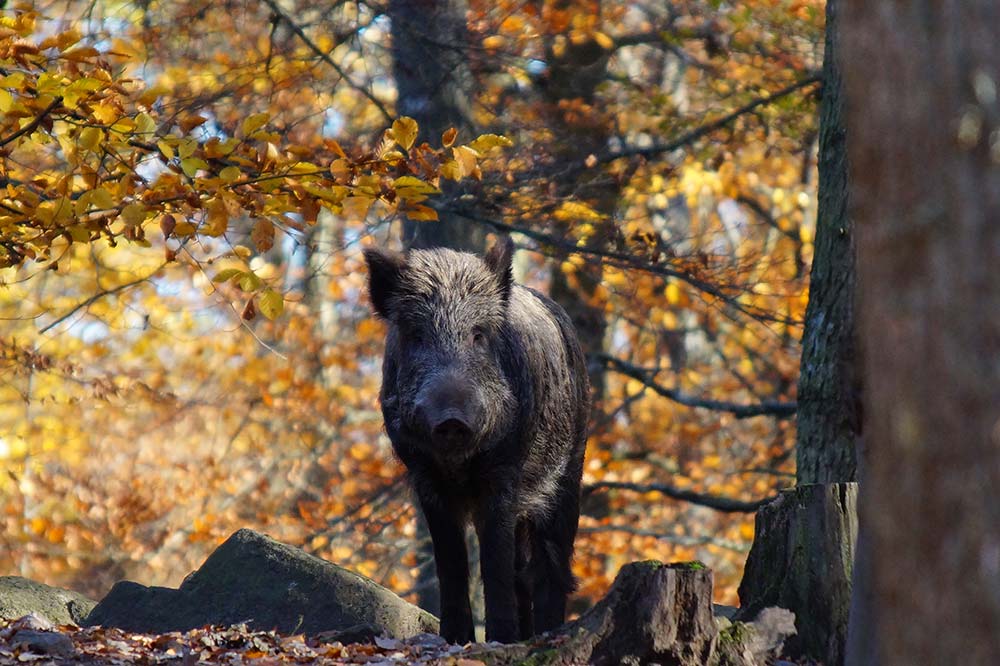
[841,2,1000,664]
[389,0,486,253]
[795,0,860,484]
[737,484,857,666]
[468,561,793,666]
[541,31,616,401]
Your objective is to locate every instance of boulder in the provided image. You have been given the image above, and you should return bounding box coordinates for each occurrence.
[85,528,437,638]
[0,576,96,626]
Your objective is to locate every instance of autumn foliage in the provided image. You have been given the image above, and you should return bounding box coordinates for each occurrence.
[1,0,822,611]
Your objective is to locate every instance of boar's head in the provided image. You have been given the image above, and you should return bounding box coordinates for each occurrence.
[363,238,520,461]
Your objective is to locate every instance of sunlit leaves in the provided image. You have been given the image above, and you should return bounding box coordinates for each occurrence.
[390,116,418,151]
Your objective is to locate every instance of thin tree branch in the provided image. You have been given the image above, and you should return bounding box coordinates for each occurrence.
[601,75,821,163]
[578,525,750,552]
[38,271,158,335]
[259,0,393,123]
[0,96,63,147]
[596,352,797,419]
[584,480,776,513]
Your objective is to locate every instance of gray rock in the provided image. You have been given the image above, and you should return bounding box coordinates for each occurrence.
[10,629,75,657]
[84,528,438,638]
[0,577,96,625]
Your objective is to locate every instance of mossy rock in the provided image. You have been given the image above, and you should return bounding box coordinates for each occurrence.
[0,576,96,625]
[85,529,438,638]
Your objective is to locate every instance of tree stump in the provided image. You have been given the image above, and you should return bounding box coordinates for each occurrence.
[471,561,793,666]
[737,483,858,666]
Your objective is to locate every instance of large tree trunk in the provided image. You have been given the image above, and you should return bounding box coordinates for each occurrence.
[842,3,1000,665]
[389,0,486,253]
[541,23,616,402]
[739,7,859,664]
[795,0,859,485]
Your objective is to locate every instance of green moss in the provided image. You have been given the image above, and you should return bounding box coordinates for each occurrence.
[676,561,707,570]
[717,621,751,646]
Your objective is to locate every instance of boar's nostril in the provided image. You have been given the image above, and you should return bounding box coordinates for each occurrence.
[432,417,473,446]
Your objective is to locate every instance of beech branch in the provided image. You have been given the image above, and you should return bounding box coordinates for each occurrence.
[0,96,63,147]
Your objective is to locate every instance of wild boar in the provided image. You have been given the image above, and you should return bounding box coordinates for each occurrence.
[363,237,589,643]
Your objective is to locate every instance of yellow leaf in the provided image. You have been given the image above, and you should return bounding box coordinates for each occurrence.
[259,289,284,320]
[453,145,478,177]
[174,221,196,236]
[393,176,440,203]
[341,195,373,222]
[441,127,458,148]
[79,126,103,151]
[0,90,12,113]
[391,116,419,151]
[181,157,209,178]
[177,139,197,159]
[242,112,270,137]
[219,166,241,183]
[468,133,513,153]
[156,139,175,160]
[238,272,263,292]
[212,268,243,283]
[440,160,462,181]
[134,112,156,135]
[403,204,439,222]
[90,188,115,210]
[121,202,146,225]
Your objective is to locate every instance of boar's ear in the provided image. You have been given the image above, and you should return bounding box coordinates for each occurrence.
[363,247,406,318]
[484,235,514,300]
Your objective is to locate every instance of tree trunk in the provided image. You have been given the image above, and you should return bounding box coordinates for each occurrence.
[841,2,1000,664]
[795,0,859,485]
[736,484,858,666]
[389,0,486,253]
[541,27,616,402]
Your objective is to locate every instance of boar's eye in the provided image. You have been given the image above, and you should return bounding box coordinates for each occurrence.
[471,328,488,348]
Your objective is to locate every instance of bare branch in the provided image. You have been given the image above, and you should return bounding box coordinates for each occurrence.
[584,480,776,513]
[601,75,821,163]
[259,0,393,123]
[578,525,750,552]
[596,352,797,419]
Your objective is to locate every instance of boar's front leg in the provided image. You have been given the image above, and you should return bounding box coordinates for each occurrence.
[418,495,474,644]
[477,496,519,643]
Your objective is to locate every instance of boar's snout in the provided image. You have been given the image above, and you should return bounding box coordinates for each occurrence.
[414,376,482,449]
[430,413,474,448]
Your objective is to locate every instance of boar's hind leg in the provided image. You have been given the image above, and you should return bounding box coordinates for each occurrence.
[514,518,535,640]
[419,498,474,644]
[531,489,580,633]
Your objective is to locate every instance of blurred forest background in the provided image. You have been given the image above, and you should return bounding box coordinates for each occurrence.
[1,0,823,611]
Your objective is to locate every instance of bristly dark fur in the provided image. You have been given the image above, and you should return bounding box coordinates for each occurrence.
[364,238,590,644]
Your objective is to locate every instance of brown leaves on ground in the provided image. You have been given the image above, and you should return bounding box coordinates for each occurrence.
[0,616,493,665]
